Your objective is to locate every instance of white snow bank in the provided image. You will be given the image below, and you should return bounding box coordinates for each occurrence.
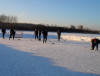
[61,33,100,42]
[15,31,23,38]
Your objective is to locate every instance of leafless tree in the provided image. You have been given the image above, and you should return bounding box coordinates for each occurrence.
[77,25,83,30]
[70,25,76,29]
[0,14,17,23]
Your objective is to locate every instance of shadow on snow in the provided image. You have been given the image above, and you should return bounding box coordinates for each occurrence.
[0,44,99,76]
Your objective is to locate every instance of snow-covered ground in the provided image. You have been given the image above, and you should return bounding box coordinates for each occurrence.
[61,33,100,42]
[0,31,100,76]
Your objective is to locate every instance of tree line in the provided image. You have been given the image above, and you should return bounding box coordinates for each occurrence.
[0,14,99,34]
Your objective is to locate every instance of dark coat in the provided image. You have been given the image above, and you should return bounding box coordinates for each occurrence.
[10,29,16,34]
[34,29,38,35]
[57,30,61,36]
[2,29,6,33]
[91,38,100,45]
[42,30,48,37]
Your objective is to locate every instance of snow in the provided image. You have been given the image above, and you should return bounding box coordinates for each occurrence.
[0,31,100,76]
[15,31,23,38]
[61,33,100,42]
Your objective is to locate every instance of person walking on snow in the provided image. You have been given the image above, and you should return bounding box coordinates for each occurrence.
[9,29,16,40]
[57,29,61,41]
[38,29,41,41]
[1,28,6,39]
[34,28,38,40]
[42,29,48,43]
[90,38,100,50]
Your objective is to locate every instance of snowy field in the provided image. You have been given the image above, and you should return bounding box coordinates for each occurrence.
[0,31,100,76]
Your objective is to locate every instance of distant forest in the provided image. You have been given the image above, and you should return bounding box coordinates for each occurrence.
[0,14,99,34]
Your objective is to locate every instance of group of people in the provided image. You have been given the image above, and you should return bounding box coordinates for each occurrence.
[34,28,100,50]
[34,28,62,43]
[34,28,42,41]
[34,28,48,43]
[1,28,16,40]
[34,28,61,43]
[1,28,100,50]
[1,28,61,43]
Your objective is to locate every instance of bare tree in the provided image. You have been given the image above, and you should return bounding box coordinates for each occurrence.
[77,25,83,30]
[70,25,76,29]
[0,14,6,23]
[0,14,17,23]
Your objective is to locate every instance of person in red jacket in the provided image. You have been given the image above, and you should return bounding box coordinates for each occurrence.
[90,38,100,50]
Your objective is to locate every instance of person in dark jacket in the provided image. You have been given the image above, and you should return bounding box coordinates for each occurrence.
[57,29,61,41]
[1,28,6,39]
[38,29,41,41]
[34,28,38,40]
[42,29,48,43]
[90,38,100,50]
[9,29,16,40]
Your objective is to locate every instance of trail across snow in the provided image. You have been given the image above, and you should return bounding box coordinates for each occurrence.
[0,31,100,76]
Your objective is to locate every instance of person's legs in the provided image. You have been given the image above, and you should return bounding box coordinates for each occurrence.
[96,43,98,50]
[43,36,47,43]
[2,33,4,39]
[9,34,12,40]
[58,35,60,41]
[37,34,38,40]
[45,36,47,43]
[13,34,15,40]
[39,34,41,40]
[58,35,59,41]
[45,38,46,43]
[91,43,95,50]
[35,34,36,40]
[43,36,45,43]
